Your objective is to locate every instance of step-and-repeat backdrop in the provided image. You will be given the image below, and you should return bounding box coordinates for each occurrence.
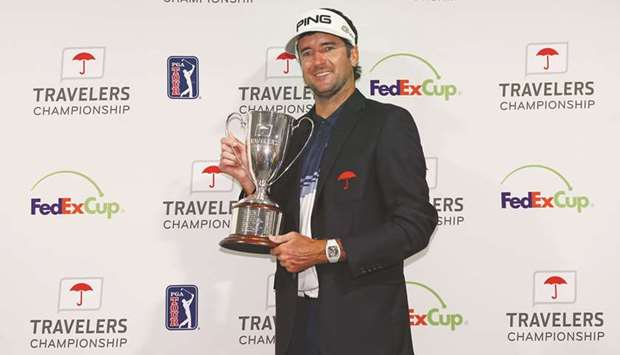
[1,0,619,354]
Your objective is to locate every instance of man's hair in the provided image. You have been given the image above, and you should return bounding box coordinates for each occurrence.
[296,8,362,81]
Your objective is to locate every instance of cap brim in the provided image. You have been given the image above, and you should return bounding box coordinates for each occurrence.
[284,36,298,56]
[284,28,354,55]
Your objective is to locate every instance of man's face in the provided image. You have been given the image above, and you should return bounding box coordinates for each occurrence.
[297,32,358,99]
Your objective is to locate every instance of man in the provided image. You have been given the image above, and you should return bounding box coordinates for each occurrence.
[220,8,437,355]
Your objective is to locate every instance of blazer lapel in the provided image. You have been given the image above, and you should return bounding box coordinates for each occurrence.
[277,112,314,230]
[314,90,366,206]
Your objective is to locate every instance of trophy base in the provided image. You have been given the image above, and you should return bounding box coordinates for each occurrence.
[221,198,282,254]
[219,234,277,254]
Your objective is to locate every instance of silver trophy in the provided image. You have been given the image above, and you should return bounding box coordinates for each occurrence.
[220,111,313,254]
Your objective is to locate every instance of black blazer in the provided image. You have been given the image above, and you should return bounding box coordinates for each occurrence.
[269,89,438,355]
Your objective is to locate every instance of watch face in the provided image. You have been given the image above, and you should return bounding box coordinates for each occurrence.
[328,246,338,258]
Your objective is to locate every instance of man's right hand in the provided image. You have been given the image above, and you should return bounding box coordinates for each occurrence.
[219,135,256,195]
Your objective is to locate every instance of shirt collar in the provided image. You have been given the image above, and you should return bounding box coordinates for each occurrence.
[311,102,344,129]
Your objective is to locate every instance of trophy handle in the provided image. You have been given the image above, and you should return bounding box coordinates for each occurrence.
[225,112,246,141]
[269,116,315,185]
[225,112,252,180]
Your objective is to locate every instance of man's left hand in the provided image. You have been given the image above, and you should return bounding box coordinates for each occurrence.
[269,232,327,273]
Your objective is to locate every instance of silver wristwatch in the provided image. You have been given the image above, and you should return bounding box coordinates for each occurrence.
[326,239,341,263]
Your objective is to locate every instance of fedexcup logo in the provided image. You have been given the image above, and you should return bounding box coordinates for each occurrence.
[407,281,465,331]
[500,164,590,213]
[30,170,121,219]
[368,53,459,101]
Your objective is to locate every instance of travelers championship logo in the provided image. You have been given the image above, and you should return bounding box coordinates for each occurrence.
[33,47,131,118]
[500,164,590,213]
[191,161,233,193]
[58,277,104,311]
[166,285,198,331]
[498,42,596,111]
[162,0,255,6]
[236,274,276,346]
[265,47,302,79]
[167,56,199,99]
[533,271,577,305]
[406,281,465,331]
[427,157,465,227]
[29,277,129,350]
[161,160,236,231]
[237,46,312,115]
[367,53,459,101]
[265,274,275,309]
[61,47,105,79]
[30,170,122,219]
[525,43,568,75]
[426,157,438,190]
[505,271,605,342]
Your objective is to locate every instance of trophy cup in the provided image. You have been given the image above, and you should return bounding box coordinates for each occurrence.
[219,111,313,254]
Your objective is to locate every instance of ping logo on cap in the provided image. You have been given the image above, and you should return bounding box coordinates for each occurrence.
[296,14,332,32]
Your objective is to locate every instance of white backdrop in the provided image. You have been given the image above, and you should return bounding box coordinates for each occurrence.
[1,0,619,354]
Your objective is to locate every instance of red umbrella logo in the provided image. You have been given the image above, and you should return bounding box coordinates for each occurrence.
[70,282,93,306]
[72,52,96,75]
[202,165,221,188]
[337,171,357,190]
[536,48,558,70]
[544,276,567,299]
[276,52,296,74]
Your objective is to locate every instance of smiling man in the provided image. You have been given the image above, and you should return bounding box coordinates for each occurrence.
[219,8,437,355]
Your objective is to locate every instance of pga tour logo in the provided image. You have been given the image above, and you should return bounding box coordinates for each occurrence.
[265,47,301,79]
[57,277,104,311]
[166,285,198,331]
[167,56,199,99]
[526,42,568,75]
[61,47,105,80]
[533,271,576,305]
[191,161,233,193]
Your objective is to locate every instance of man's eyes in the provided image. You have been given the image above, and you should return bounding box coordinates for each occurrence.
[300,45,338,58]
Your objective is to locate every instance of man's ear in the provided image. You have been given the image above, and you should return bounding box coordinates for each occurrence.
[350,46,360,67]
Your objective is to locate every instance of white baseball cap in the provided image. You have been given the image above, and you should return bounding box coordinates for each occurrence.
[284,8,358,55]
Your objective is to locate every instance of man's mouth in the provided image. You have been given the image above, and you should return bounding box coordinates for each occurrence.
[314,71,331,78]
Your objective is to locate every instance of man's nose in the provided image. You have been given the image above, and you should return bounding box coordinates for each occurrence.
[310,51,328,66]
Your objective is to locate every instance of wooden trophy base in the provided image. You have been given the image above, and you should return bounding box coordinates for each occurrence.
[219,234,277,254]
